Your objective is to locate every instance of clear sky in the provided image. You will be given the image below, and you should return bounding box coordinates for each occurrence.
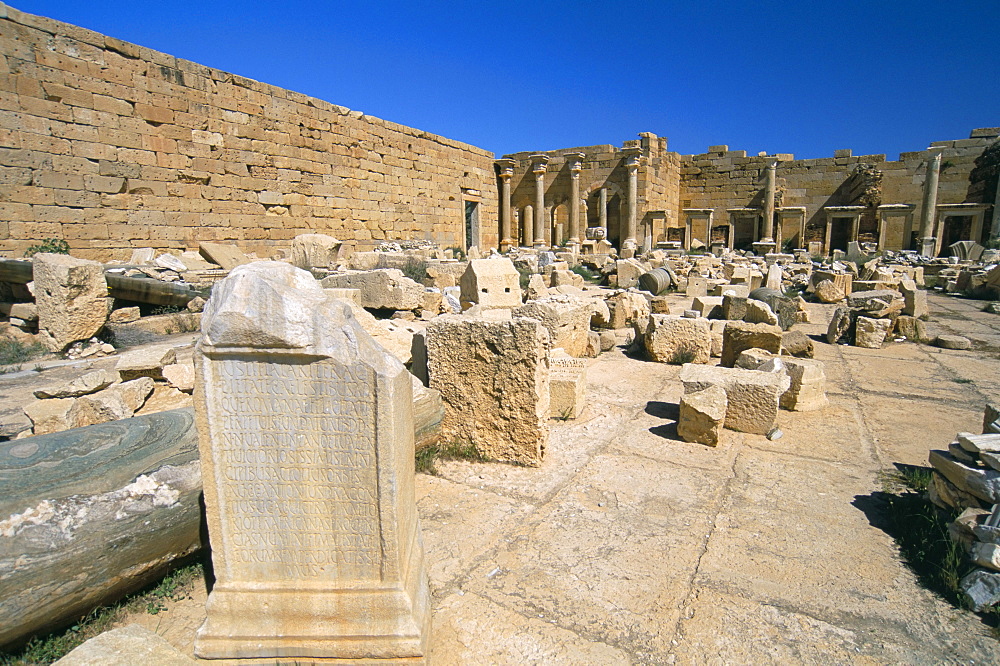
[15,0,1000,161]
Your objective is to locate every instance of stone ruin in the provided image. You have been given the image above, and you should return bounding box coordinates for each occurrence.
[0,4,997,663]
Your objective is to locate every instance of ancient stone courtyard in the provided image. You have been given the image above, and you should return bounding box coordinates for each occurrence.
[6,290,990,665]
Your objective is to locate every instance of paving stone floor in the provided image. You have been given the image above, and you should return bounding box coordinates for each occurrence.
[114,291,1000,664]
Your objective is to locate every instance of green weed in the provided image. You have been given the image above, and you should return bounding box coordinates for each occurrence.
[0,339,47,367]
[415,439,488,475]
[570,265,600,283]
[23,239,70,258]
[668,344,699,365]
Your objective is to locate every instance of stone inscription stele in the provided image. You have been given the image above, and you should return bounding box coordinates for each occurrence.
[192,261,429,662]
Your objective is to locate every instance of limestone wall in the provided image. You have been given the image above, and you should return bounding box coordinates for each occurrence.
[0,5,497,260]
[679,130,998,250]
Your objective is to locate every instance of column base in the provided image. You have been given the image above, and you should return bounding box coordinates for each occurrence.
[499,239,515,253]
[920,237,937,257]
[752,239,776,256]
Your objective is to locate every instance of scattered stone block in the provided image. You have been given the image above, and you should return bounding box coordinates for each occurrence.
[549,354,586,419]
[321,268,424,310]
[67,387,133,429]
[894,315,927,342]
[721,321,782,367]
[616,259,644,289]
[289,233,342,269]
[426,316,549,466]
[34,369,120,399]
[709,319,726,357]
[109,306,141,324]
[602,291,650,329]
[685,277,708,297]
[929,471,987,510]
[649,295,672,314]
[194,261,429,659]
[135,385,192,415]
[116,377,155,412]
[961,569,1000,611]
[515,295,593,358]
[721,294,747,320]
[848,290,904,318]
[198,242,251,271]
[525,273,548,301]
[33,253,111,352]
[644,315,712,364]
[814,279,846,303]
[972,542,1000,571]
[780,358,828,411]
[929,449,1000,502]
[459,258,522,309]
[23,397,75,436]
[599,329,616,351]
[958,432,1000,454]
[116,345,177,381]
[899,279,927,318]
[54,624,196,665]
[744,299,778,325]
[677,385,727,446]
[855,316,891,349]
[680,363,789,435]
[781,330,814,358]
[935,335,971,350]
[691,296,723,319]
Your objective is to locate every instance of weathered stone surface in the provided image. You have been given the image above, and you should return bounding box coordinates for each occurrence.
[680,363,789,435]
[599,329,616,351]
[616,259,644,289]
[602,291,650,329]
[644,314,712,364]
[515,295,592,358]
[0,408,202,648]
[961,569,1000,612]
[780,358,828,411]
[826,306,852,344]
[721,321,782,367]
[33,369,120,399]
[899,279,928,318]
[194,261,429,659]
[929,449,1000,502]
[848,290,904,318]
[116,377,155,412]
[972,543,1000,572]
[709,319,726,357]
[929,471,987,510]
[781,330,814,358]
[525,273,548,301]
[23,397,75,436]
[677,385,727,446]
[460,258,522,309]
[958,432,1000,454]
[134,385,192,416]
[321,268,424,311]
[854,316,891,349]
[108,306,141,324]
[426,316,549,467]
[198,242,251,271]
[116,345,177,381]
[936,334,972,350]
[289,233,342,270]
[54,624,196,665]
[162,363,195,392]
[33,253,111,352]
[691,296,723,319]
[735,348,776,370]
[549,354,586,420]
[67,386,133,429]
[814,279,846,303]
[895,315,927,342]
[744,299,778,325]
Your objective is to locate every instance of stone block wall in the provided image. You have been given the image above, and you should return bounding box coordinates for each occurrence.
[0,5,497,260]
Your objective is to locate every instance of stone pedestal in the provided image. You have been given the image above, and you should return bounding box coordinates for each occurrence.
[920,237,937,258]
[752,240,776,256]
[193,262,429,661]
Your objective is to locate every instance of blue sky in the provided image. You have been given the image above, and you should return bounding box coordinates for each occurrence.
[16,0,1000,160]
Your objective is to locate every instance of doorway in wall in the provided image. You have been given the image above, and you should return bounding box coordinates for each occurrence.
[733,216,756,250]
[940,215,972,255]
[464,201,479,251]
[829,217,852,252]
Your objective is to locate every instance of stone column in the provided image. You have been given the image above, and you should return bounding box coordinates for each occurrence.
[496,159,515,252]
[598,187,608,235]
[522,204,534,247]
[566,153,584,248]
[623,150,640,255]
[531,155,549,248]
[762,161,777,241]
[918,151,942,255]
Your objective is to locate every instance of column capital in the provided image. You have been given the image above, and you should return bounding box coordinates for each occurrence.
[495,158,516,177]
[564,152,585,173]
[623,148,641,169]
[530,154,550,175]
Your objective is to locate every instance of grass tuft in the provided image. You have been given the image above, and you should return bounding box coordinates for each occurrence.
[0,339,47,371]
[668,343,699,365]
[415,439,488,475]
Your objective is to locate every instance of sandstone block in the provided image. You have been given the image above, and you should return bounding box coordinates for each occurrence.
[289,233,342,270]
[426,316,549,466]
[34,369,120,399]
[894,315,927,342]
[525,273,548,301]
[459,258,522,309]
[616,259,644,289]
[54,624,195,665]
[677,385,727,446]
[680,363,790,435]
[516,295,592,358]
[691,296,723,319]
[721,321,782,367]
[721,294,747,320]
[826,306,852,344]
[116,344,177,380]
[135,385,193,415]
[644,314,712,364]
[198,242,251,270]
[23,397,75,436]
[780,358,828,411]
[109,306,141,324]
[929,449,1000,503]
[67,387,133,429]
[781,330,814,358]
[549,354,586,420]
[899,279,927,318]
[936,334,971,350]
[814,279,846,303]
[854,316,891,349]
[602,291,650,329]
[321,269,424,310]
[33,253,111,352]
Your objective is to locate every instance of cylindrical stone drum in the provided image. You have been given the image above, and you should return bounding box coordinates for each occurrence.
[638,268,673,295]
